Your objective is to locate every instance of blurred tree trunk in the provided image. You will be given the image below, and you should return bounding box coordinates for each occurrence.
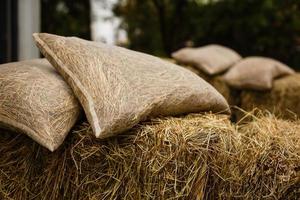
[152,0,188,55]
[152,0,168,54]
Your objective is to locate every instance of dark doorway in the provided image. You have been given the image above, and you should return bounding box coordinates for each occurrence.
[0,0,18,64]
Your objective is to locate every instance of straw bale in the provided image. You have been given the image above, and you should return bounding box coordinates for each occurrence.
[240,73,300,119]
[0,114,232,200]
[0,112,299,199]
[206,112,300,199]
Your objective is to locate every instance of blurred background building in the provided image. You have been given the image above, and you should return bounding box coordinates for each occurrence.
[1,0,22,63]
[1,0,300,70]
[0,0,124,64]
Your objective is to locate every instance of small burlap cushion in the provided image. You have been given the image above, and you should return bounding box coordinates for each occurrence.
[171,44,241,75]
[223,57,295,90]
[33,33,230,139]
[0,59,81,151]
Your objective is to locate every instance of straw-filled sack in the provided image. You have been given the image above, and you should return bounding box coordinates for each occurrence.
[171,44,241,75]
[224,57,295,90]
[0,59,81,151]
[166,59,235,106]
[33,33,230,139]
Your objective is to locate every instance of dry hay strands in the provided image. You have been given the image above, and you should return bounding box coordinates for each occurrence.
[240,73,300,120]
[206,111,300,199]
[0,113,232,200]
[0,111,299,200]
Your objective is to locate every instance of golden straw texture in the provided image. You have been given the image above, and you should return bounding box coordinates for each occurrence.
[0,59,81,151]
[206,112,300,199]
[240,73,300,119]
[33,33,230,139]
[0,112,299,199]
[0,113,232,200]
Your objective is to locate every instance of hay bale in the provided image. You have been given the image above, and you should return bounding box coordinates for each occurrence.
[1,112,298,199]
[0,114,232,200]
[206,112,300,199]
[240,74,300,119]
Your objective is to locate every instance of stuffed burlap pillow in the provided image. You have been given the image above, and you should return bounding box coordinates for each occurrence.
[0,59,81,151]
[33,33,230,139]
[171,44,241,75]
[223,57,295,90]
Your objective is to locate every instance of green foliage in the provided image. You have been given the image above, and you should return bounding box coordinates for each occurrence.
[114,0,199,56]
[114,1,163,55]
[114,0,300,69]
[41,0,91,39]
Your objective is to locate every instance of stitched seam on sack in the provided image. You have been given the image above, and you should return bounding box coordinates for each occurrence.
[34,34,101,137]
[0,115,55,151]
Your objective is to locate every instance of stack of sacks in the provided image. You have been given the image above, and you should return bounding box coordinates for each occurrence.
[172,44,242,104]
[223,57,297,119]
[172,45,299,119]
[0,34,229,149]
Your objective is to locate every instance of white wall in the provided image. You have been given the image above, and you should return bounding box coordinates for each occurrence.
[18,0,40,60]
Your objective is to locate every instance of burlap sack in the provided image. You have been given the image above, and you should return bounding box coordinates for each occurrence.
[223,57,295,90]
[171,44,241,75]
[0,59,81,151]
[33,33,230,139]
